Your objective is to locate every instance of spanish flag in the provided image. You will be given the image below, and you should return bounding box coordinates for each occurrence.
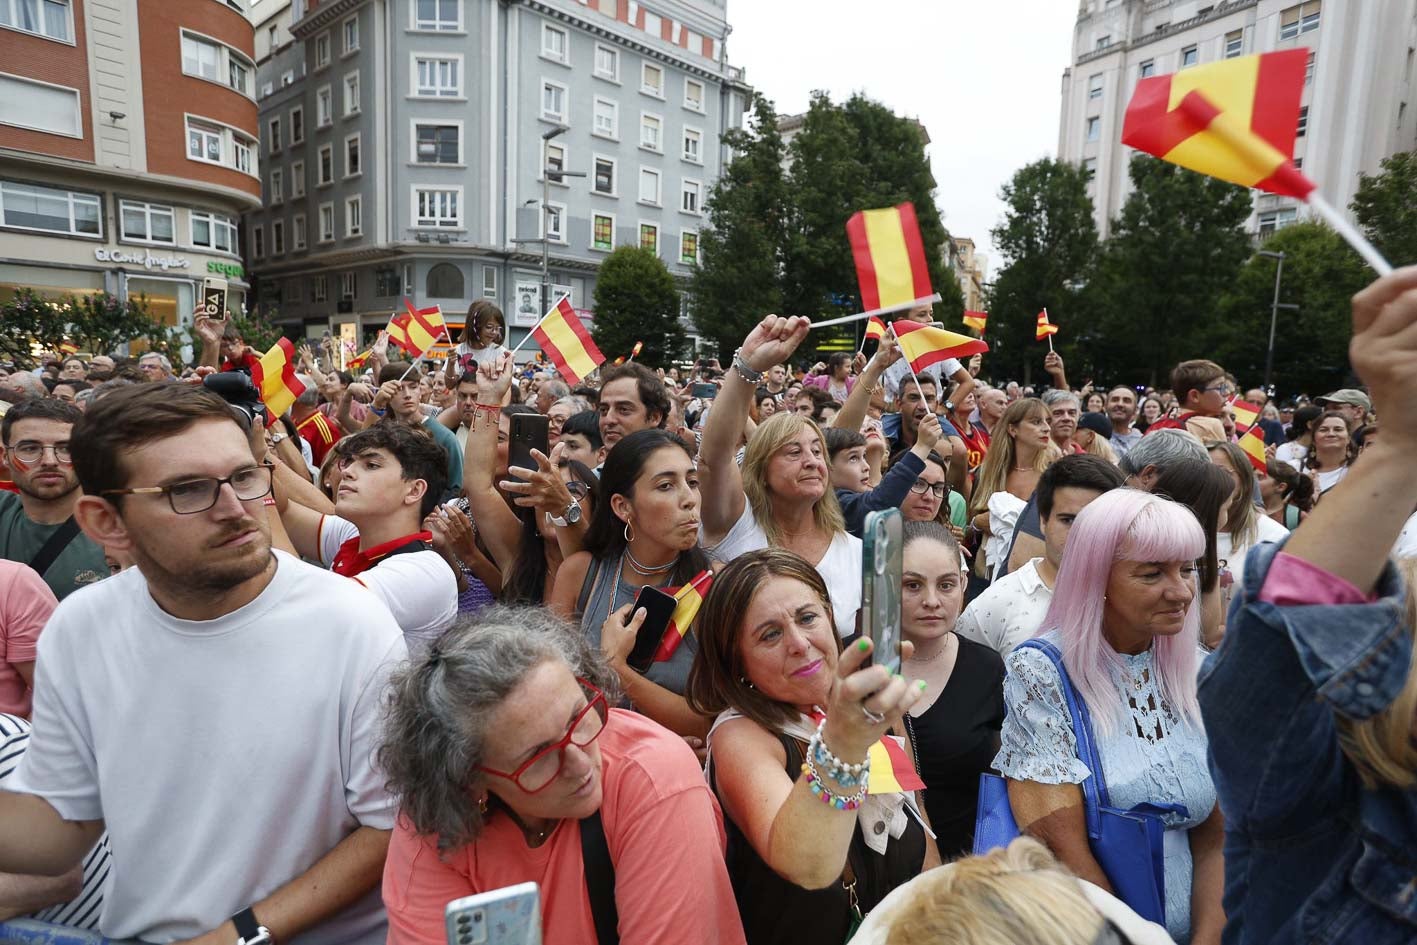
[893,320,988,373]
[251,337,305,425]
[1237,424,1268,473]
[962,311,988,333]
[58,341,79,356]
[531,297,605,385]
[1229,398,1261,431]
[808,709,924,795]
[629,340,644,361]
[863,316,887,342]
[1036,310,1059,341]
[653,570,713,662]
[1122,50,1314,199]
[346,348,371,370]
[388,301,447,359]
[846,203,936,315]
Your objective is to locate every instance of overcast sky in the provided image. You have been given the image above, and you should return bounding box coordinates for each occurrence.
[726,0,1080,272]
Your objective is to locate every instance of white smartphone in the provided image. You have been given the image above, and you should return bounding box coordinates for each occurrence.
[444,882,542,945]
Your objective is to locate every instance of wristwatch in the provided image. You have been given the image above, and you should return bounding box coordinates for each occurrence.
[268,432,287,445]
[232,907,273,945]
[550,499,582,528]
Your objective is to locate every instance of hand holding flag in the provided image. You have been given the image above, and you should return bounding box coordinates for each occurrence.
[521,296,605,384]
[251,337,306,425]
[1036,310,1059,349]
[388,300,447,360]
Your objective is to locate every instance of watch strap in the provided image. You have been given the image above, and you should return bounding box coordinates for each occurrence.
[232,907,272,945]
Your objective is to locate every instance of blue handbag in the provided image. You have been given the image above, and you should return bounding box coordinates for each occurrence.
[971,640,1186,928]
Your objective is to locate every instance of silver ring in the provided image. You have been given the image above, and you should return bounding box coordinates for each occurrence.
[861,704,886,725]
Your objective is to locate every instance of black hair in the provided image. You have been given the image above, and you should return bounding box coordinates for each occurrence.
[1265,459,1316,513]
[598,363,670,428]
[798,386,837,422]
[2,397,83,444]
[340,420,449,518]
[823,426,866,460]
[379,362,420,385]
[1286,404,1323,442]
[561,410,603,451]
[500,459,600,605]
[1149,458,1232,593]
[1037,454,1127,521]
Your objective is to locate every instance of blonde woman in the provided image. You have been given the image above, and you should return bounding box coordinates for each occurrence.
[967,398,1058,580]
[1206,441,1288,586]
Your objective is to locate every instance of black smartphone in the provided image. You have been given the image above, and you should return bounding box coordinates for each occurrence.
[624,585,678,674]
[690,382,717,400]
[860,508,903,674]
[507,413,549,483]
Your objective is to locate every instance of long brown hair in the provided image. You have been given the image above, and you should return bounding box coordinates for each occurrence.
[968,397,1057,519]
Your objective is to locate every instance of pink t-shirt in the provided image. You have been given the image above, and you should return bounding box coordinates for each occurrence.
[1258,552,1375,607]
[0,560,58,717]
[383,709,747,945]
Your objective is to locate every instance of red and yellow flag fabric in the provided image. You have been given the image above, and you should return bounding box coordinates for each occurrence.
[57,341,79,356]
[1122,50,1314,199]
[1237,424,1268,473]
[629,340,644,360]
[653,570,714,663]
[846,203,935,315]
[251,337,305,425]
[531,297,605,385]
[346,348,371,370]
[962,311,988,333]
[388,301,447,359]
[893,320,988,373]
[864,316,887,342]
[1229,398,1261,431]
[808,709,924,795]
[1036,310,1059,341]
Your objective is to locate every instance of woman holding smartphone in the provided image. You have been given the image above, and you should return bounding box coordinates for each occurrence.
[550,429,712,737]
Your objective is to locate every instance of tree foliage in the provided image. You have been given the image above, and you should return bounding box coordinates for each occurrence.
[0,289,173,368]
[1351,149,1417,268]
[591,246,685,368]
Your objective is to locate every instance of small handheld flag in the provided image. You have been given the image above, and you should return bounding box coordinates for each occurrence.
[388,301,447,359]
[346,348,371,370]
[808,709,924,795]
[1229,398,1261,432]
[962,311,988,333]
[892,320,988,374]
[864,316,887,342]
[529,297,606,385]
[58,341,79,356]
[1036,310,1059,346]
[653,570,714,662]
[846,203,937,316]
[629,340,644,361]
[1237,425,1268,473]
[251,337,306,425]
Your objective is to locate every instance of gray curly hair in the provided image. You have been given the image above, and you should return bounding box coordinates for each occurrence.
[379,606,621,851]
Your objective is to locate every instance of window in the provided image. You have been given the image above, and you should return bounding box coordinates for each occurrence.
[1257,207,1298,235]
[319,202,334,241]
[345,195,362,236]
[270,167,283,203]
[1085,116,1100,141]
[190,210,237,252]
[482,266,497,300]
[376,268,400,297]
[1095,35,1111,50]
[642,10,662,36]
[593,156,616,194]
[343,15,359,54]
[641,62,664,97]
[1087,73,1103,100]
[681,179,700,214]
[593,98,618,138]
[341,271,357,299]
[542,80,566,122]
[542,22,567,63]
[414,186,461,227]
[268,117,281,153]
[592,212,614,251]
[0,0,72,42]
[251,225,264,258]
[680,230,698,264]
[413,0,460,31]
[545,141,565,178]
[425,263,464,298]
[684,78,704,112]
[1305,50,1316,84]
[315,31,330,68]
[316,85,332,126]
[1081,157,1097,179]
[682,127,701,163]
[594,43,618,81]
[640,112,662,151]
[290,106,304,143]
[414,55,461,97]
[345,134,361,176]
[1139,60,1155,78]
[0,74,81,136]
[545,202,565,243]
[1225,30,1243,58]
[182,32,221,81]
[233,135,253,174]
[1296,105,1309,137]
[415,123,460,164]
[291,160,305,197]
[229,58,251,96]
[118,200,174,244]
[344,71,360,115]
[638,167,660,205]
[1181,45,1198,68]
[283,279,300,304]
[312,275,328,303]
[188,118,257,176]
[1280,2,1321,41]
[318,144,333,185]
[272,219,285,254]
[293,213,307,250]
[639,222,658,255]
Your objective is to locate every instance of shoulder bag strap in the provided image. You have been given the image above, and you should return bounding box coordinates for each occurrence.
[575,556,604,620]
[1017,640,1107,840]
[28,516,81,578]
[579,809,620,945]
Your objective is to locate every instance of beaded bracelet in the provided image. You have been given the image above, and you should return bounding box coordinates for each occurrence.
[801,763,868,811]
[807,718,870,785]
[806,743,866,790]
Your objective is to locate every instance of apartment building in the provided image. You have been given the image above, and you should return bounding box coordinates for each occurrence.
[1059,0,1417,239]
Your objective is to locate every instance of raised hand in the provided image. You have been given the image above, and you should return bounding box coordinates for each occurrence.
[741,314,811,373]
[822,637,926,764]
[477,351,515,403]
[193,314,227,348]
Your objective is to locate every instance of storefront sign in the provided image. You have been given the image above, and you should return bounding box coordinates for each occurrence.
[207,260,244,278]
[93,248,191,271]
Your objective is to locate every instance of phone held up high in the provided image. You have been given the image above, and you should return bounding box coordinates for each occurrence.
[445,882,542,945]
[624,584,678,674]
[507,413,550,484]
[860,508,904,676]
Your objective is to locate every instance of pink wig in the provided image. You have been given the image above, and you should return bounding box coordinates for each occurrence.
[1036,488,1205,735]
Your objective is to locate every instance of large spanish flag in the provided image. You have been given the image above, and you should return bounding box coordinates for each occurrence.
[893,320,988,373]
[808,709,924,795]
[846,203,936,315]
[653,569,713,662]
[251,337,305,425]
[962,310,988,333]
[532,297,605,384]
[1237,424,1268,473]
[1036,310,1059,340]
[388,301,447,358]
[1122,50,1314,198]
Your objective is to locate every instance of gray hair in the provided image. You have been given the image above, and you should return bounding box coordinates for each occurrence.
[379,606,621,851]
[139,352,173,372]
[294,373,319,407]
[91,378,137,402]
[553,394,591,415]
[541,379,571,402]
[1117,428,1208,476]
[1041,389,1079,409]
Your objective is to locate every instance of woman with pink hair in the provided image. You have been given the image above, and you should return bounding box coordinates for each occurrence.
[993,489,1224,945]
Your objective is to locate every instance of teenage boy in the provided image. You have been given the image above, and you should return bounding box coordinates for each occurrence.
[1145,359,1228,441]
[371,363,462,501]
[559,411,605,469]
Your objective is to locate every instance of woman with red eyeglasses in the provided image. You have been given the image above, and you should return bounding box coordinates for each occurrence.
[378,606,747,945]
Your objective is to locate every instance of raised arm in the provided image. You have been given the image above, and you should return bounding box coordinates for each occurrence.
[830,335,899,433]
[461,354,523,575]
[192,314,226,370]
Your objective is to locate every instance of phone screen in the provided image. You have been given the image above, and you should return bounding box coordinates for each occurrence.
[860,509,903,675]
[624,585,678,674]
[507,414,549,484]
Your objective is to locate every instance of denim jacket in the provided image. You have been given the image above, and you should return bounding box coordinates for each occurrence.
[1198,539,1417,944]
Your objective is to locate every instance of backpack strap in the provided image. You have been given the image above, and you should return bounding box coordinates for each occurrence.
[28,516,81,579]
[579,810,619,945]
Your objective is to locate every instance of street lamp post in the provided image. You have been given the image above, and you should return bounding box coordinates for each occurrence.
[537,126,586,315]
[1256,250,1299,391]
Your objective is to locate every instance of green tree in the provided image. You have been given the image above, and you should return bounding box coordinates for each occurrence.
[1088,155,1252,387]
[0,289,169,367]
[1215,222,1367,395]
[988,158,1099,384]
[1351,149,1417,267]
[591,246,685,369]
[691,92,790,359]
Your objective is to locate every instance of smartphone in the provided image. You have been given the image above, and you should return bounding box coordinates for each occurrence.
[507,413,550,484]
[624,585,678,674]
[860,509,904,675]
[201,276,228,321]
[445,882,542,945]
[691,382,717,400]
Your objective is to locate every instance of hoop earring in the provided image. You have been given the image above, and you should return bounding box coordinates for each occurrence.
[624,520,635,543]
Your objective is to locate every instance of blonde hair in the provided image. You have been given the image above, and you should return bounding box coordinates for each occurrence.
[969,398,1059,520]
[741,411,845,546]
[885,838,1108,945]
[1080,431,1118,465]
[1337,558,1417,789]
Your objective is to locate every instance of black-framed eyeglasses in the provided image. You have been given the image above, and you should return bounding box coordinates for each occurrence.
[565,479,590,500]
[909,479,947,499]
[478,680,608,793]
[6,441,72,465]
[101,464,273,514]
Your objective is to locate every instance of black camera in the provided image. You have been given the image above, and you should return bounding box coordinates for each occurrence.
[203,371,268,429]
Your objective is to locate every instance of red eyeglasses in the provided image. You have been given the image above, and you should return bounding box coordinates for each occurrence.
[478,680,609,794]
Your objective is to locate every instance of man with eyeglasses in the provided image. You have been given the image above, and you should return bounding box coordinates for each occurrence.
[136,352,174,383]
[0,400,109,599]
[1144,359,1228,442]
[0,383,405,945]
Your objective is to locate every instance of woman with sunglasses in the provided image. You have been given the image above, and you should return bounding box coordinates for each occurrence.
[550,429,713,737]
[380,608,746,945]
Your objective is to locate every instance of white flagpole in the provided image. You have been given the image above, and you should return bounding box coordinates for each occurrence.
[397,325,447,382]
[888,322,931,407]
[1306,192,1393,276]
[810,293,942,330]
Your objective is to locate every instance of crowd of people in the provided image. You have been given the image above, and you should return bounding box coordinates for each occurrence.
[0,268,1415,945]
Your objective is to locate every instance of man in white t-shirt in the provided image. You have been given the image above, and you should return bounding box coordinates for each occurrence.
[958,455,1125,655]
[1,383,405,945]
[279,421,457,653]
